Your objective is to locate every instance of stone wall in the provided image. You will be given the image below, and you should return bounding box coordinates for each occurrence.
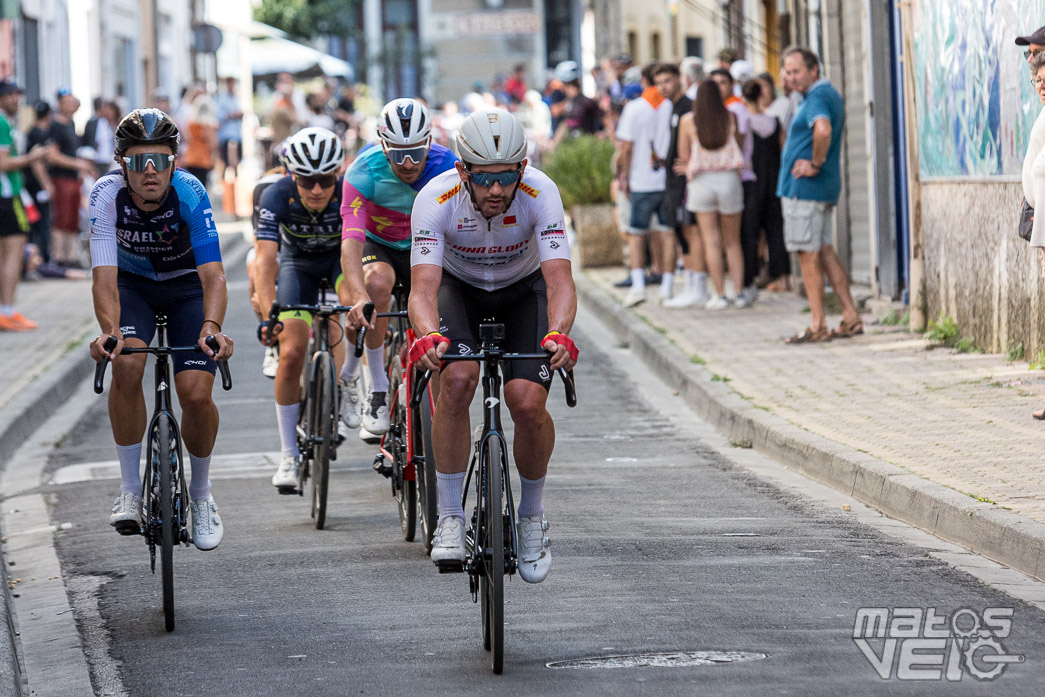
[922,179,1042,355]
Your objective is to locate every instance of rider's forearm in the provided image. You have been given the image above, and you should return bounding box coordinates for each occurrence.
[408,264,443,336]
[197,261,228,334]
[339,239,368,304]
[255,242,279,313]
[542,260,577,335]
[92,266,121,335]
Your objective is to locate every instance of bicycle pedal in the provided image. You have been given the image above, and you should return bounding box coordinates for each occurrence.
[276,486,299,496]
[436,560,465,574]
[372,459,393,478]
[114,521,141,536]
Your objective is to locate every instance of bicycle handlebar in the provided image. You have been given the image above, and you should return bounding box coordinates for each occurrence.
[94,335,233,394]
[410,352,577,409]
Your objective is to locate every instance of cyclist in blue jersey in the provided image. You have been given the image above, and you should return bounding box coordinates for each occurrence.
[89,109,233,551]
[255,127,369,491]
[339,98,458,440]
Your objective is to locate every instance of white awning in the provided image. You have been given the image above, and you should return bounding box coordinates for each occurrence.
[250,36,353,80]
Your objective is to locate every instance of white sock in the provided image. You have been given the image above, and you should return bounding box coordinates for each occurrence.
[0,305,12,316]
[694,272,707,296]
[117,443,143,495]
[188,452,212,501]
[365,345,389,393]
[340,351,360,383]
[275,402,300,458]
[685,270,696,292]
[630,268,645,290]
[660,272,674,294]
[517,474,546,518]
[436,471,467,522]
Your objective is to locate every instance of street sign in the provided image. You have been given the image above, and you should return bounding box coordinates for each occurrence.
[193,23,223,54]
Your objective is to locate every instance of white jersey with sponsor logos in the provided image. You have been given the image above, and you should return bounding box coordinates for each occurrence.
[410,167,570,291]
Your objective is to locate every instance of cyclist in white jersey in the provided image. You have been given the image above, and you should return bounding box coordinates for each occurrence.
[408,108,579,583]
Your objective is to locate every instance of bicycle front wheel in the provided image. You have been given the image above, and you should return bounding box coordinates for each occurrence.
[156,415,176,632]
[311,352,335,530]
[414,385,438,554]
[388,355,416,541]
[479,437,505,673]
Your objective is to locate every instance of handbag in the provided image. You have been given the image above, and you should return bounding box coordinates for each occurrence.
[1020,198,1034,242]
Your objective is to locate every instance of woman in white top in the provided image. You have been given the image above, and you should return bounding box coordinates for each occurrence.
[1023,52,1045,419]
[675,80,748,309]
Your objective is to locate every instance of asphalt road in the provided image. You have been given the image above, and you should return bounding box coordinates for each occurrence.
[31,254,1045,696]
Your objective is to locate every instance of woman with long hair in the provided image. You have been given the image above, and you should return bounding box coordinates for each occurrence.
[675,79,747,309]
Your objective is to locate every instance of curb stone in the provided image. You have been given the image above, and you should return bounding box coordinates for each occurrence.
[577,272,1045,582]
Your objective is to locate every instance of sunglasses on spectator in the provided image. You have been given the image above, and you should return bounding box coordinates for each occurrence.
[1033,77,1045,87]
[385,143,429,166]
[1026,48,1044,60]
[467,168,522,188]
[296,173,338,190]
[122,153,175,172]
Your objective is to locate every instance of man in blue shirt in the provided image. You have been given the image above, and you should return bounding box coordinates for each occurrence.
[777,47,863,344]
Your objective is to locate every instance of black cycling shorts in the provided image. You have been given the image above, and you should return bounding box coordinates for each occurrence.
[117,271,216,375]
[437,270,552,389]
[277,252,343,322]
[362,239,411,297]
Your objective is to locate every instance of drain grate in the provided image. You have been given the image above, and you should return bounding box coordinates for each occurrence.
[546,650,768,669]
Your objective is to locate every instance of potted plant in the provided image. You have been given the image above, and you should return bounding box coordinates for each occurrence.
[541,136,621,268]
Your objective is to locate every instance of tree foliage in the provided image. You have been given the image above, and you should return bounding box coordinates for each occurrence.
[254,0,362,40]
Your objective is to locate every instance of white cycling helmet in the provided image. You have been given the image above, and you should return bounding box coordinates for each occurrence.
[377,98,432,146]
[454,108,527,166]
[283,127,344,176]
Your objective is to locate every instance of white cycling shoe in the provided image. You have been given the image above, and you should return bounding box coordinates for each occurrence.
[517,516,551,583]
[431,516,467,568]
[272,455,301,491]
[109,492,143,535]
[362,391,390,435]
[190,496,223,551]
[340,376,362,430]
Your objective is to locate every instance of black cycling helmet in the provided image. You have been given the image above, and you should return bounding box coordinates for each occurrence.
[114,108,180,156]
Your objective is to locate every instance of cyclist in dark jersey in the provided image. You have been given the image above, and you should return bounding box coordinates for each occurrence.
[89,108,233,551]
[254,127,368,491]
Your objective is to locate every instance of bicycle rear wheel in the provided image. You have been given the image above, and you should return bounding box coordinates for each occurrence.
[479,437,505,673]
[311,352,335,530]
[414,386,438,554]
[388,355,416,541]
[156,415,176,632]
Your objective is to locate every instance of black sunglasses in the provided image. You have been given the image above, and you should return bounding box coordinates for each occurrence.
[1026,48,1044,60]
[122,153,175,172]
[296,173,338,190]
[467,168,522,188]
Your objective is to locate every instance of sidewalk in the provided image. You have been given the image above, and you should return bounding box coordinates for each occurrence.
[579,268,1045,581]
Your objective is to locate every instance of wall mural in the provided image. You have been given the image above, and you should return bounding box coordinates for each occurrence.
[913,0,1045,176]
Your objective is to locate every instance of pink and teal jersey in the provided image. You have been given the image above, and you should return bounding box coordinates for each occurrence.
[340,142,458,251]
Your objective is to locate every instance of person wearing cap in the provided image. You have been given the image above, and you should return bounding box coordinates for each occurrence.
[47,88,94,269]
[0,78,53,331]
[1017,27,1045,66]
[551,62,603,145]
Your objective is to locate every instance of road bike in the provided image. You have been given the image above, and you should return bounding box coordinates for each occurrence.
[266,285,372,530]
[370,283,439,552]
[413,322,576,673]
[94,317,232,632]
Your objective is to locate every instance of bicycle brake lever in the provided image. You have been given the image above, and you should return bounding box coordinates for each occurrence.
[558,368,577,408]
[94,336,119,394]
[205,335,233,391]
[354,302,375,358]
[411,369,433,409]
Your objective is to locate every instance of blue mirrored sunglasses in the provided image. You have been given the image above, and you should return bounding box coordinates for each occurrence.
[468,168,522,188]
[386,144,429,166]
[122,153,175,172]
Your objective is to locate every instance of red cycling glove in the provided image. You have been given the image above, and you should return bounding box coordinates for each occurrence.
[541,331,579,361]
[409,332,449,365]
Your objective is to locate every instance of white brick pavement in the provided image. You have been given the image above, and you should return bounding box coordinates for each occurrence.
[586,269,1045,525]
